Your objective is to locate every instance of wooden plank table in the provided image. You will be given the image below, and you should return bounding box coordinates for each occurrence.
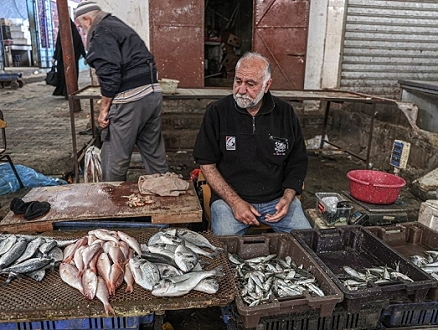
[0,181,202,233]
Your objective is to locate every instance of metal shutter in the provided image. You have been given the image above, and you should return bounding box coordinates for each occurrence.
[340,0,438,99]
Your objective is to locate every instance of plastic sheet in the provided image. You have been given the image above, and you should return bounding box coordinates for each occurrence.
[0,163,67,195]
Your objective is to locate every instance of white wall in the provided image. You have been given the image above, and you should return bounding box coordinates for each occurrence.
[305,0,346,90]
[94,0,150,47]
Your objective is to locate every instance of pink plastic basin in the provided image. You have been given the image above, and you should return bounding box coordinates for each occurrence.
[346,170,406,205]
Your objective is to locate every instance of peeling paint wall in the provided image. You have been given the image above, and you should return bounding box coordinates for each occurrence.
[94,0,150,47]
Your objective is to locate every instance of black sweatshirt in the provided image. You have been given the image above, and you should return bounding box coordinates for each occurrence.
[86,15,157,98]
[193,92,308,204]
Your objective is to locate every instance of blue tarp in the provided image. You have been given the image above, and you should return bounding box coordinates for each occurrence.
[0,163,67,195]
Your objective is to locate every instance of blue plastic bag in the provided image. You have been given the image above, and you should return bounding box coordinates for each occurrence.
[0,163,67,195]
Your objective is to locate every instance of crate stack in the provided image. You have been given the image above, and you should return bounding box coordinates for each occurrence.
[219,226,438,330]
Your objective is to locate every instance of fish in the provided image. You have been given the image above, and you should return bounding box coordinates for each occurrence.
[152,267,224,297]
[59,262,83,293]
[0,235,17,256]
[174,228,223,253]
[88,229,119,245]
[96,252,113,294]
[108,262,124,295]
[74,246,86,276]
[117,231,142,256]
[96,276,115,315]
[156,263,184,278]
[47,246,64,264]
[14,237,45,264]
[1,256,53,274]
[38,240,57,256]
[229,253,325,307]
[82,268,98,300]
[193,278,220,294]
[124,262,135,293]
[63,237,88,263]
[174,241,199,273]
[129,257,161,291]
[0,238,28,269]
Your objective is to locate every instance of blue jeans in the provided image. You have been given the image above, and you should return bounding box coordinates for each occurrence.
[211,197,311,236]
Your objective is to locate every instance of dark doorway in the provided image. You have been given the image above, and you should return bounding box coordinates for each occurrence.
[204,0,253,87]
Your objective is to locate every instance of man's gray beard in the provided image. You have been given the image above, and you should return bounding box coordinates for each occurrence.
[234,88,265,109]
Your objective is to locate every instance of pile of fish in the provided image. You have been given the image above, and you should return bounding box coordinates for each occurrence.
[339,265,414,291]
[60,228,225,315]
[228,253,325,307]
[141,228,225,297]
[0,234,73,284]
[409,250,438,280]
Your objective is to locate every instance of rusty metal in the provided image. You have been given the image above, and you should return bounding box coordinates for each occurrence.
[253,0,310,90]
[56,0,80,112]
[0,230,235,323]
[149,0,204,88]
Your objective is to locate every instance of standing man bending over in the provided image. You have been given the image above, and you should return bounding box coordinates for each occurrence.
[193,52,311,235]
[75,1,169,181]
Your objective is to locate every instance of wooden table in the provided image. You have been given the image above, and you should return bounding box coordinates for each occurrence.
[0,181,202,233]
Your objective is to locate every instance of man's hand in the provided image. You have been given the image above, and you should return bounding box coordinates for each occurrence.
[98,96,113,128]
[265,188,296,222]
[51,58,56,65]
[231,199,261,226]
[200,164,260,226]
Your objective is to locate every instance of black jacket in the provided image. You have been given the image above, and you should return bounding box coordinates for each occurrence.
[86,15,157,98]
[193,92,308,204]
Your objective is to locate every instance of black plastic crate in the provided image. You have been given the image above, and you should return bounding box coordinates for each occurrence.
[367,222,438,300]
[218,234,343,329]
[223,302,385,330]
[292,226,437,312]
[381,301,438,328]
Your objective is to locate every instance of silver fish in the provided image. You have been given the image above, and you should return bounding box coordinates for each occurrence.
[193,278,220,294]
[0,235,17,256]
[175,228,223,252]
[1,256,53,274]
[0,238,28,269]
[152,267,224,297]
[129,257,161,291]
[174,241,199,273]
[47,246,64,264]
[38,240,57,256]
[14,237,45,264]
[156,262,184,278]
